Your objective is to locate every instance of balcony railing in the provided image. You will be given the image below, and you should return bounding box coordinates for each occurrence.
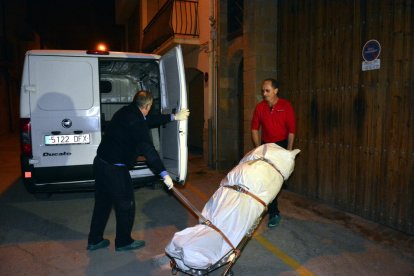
[142,0,199,53]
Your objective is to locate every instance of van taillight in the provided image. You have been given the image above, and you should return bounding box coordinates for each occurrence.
[20,118,32,157]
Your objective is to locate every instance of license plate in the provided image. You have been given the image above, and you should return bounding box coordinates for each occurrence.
[44,134,90,145]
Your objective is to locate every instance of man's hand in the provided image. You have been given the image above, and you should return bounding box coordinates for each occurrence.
[163,174,174,189]
[174,108,190,121]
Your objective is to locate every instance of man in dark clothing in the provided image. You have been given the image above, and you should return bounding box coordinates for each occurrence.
[87,90,189,251]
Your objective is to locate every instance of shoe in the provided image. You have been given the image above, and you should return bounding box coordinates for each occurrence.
[86,239,110,251]
[115,240,146,252]
[268,214,281,228]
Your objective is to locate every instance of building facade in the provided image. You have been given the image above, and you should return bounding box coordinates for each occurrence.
[116,0,414,235]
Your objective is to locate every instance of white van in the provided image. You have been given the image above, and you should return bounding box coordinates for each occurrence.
[19,46,188,193]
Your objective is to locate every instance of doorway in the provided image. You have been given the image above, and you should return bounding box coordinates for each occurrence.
[186,68,204,154]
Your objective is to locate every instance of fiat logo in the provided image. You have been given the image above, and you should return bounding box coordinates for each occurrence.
[61,118,72,128]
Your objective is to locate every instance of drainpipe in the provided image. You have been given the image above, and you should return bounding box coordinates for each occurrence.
[209,0,218,169]
[214,0,219,169]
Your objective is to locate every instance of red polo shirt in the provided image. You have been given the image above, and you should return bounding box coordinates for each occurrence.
[251,98,296,143]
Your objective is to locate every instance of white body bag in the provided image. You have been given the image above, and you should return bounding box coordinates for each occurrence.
[165,144,300,271]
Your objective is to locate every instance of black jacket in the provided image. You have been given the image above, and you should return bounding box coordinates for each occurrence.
[97,103,171,174]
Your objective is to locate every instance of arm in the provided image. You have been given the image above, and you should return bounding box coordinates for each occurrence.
[252,129,261,148]
[130,114,167,174]
[146,109,189,128]
[146,114,171,128]
[251,105,261,148]
[287,133,295,150]
[139,140,166,174]
[286,101,296,150]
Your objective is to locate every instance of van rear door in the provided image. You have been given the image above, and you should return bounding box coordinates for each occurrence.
[27,55,100,170]
[159,45,188,184]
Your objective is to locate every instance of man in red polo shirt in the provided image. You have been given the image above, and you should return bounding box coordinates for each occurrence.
[251,78,296,228]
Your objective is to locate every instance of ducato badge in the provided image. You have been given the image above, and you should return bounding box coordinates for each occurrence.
[61,118,72,128]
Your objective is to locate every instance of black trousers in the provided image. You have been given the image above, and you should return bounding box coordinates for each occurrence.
[88,157,135,247]
[266,140,288,217]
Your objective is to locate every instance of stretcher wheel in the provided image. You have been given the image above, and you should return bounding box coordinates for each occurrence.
[169,259,178,275]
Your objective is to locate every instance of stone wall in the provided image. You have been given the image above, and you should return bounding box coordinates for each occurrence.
[216,0,278,169]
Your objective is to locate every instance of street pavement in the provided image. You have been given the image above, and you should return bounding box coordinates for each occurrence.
[0,132,413,275]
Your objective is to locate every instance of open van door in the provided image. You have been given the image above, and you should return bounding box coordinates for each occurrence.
[159,45,188,184]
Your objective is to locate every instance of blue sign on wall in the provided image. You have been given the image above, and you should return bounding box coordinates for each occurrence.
[362,39,381,62]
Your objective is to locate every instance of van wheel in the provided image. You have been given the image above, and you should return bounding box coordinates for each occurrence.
[34,193,52,199]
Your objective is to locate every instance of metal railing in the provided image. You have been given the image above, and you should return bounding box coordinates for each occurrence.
[142,0,199,53]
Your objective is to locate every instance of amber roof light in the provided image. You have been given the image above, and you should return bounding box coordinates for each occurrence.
[87,43,109,55]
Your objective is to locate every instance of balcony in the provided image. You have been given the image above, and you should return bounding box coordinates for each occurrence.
[142,0,200,55]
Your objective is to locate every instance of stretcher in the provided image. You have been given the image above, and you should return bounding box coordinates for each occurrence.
[168,186,268,276]
[165,144,300,276]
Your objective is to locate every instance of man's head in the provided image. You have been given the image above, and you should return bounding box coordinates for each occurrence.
[133,90,153,116]
[262,78,279,105]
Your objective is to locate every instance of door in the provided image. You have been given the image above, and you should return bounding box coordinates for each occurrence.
[27,55,101,168]
[186,68,204,154]
[159,45,188,184]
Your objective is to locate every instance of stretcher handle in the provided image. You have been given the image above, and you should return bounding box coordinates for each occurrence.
[171,186,209,223]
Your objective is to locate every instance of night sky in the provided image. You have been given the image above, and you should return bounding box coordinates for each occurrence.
[24,0,124,50]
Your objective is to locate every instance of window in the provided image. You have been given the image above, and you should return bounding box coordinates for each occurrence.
[227,0,243,40]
